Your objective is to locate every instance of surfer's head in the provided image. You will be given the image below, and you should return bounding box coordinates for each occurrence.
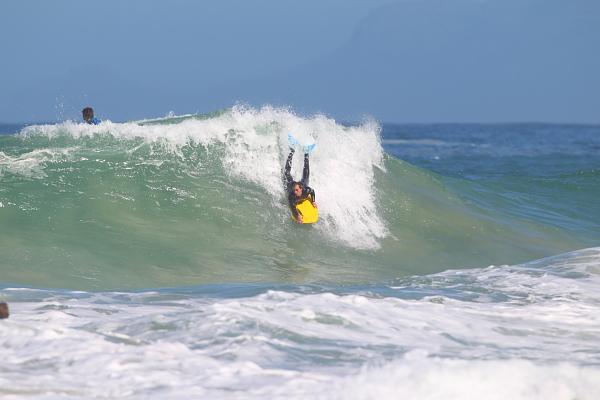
[293,182,303,198]
[82,107,94,123]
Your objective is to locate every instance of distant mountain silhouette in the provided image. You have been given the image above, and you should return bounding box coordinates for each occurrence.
[209,0,600,122]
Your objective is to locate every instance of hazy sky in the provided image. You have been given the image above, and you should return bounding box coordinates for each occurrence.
[1,0,598,123]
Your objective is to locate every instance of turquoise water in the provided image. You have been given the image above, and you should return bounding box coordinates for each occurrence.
[1,109,599,399]
[1,111,597,290]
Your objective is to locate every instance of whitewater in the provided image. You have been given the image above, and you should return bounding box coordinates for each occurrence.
[1,107,599,399]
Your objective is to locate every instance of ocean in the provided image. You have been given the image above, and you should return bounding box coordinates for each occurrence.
[1,107,599,399]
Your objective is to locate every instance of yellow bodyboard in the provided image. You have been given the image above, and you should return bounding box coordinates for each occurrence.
[293,199,319,224]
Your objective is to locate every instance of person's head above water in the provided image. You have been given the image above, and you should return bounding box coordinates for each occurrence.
[82,107,95,123]
[293,182,304,198]
[0,302,9,319]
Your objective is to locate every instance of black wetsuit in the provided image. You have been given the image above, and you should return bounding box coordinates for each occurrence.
[283,149,316,220]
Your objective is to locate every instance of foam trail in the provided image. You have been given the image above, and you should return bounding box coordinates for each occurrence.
[0,148,75,178]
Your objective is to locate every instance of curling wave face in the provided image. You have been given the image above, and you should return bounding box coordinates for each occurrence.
[0,107,593,289]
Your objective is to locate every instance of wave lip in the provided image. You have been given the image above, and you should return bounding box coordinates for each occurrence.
[16,106,387,249]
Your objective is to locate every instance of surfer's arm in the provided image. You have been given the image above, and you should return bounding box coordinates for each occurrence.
[283,149,295,186]
[288,195,301,222]
[307,188,317,207]
[301,153,310,186]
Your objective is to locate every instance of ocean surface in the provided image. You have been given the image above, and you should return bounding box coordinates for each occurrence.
[1,108,599,399]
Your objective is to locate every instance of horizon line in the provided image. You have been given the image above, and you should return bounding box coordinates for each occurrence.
[2,120,600,127]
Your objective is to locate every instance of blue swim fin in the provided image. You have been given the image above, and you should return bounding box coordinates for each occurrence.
[288,133,299,149]
[304,143,316,154]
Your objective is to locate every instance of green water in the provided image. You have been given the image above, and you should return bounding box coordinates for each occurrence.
[0,114,595,289]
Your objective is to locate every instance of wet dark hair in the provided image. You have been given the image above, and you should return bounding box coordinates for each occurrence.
[293,182,303,189]
[82,107,94,117]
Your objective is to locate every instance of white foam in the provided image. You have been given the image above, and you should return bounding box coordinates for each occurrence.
[2,285,599,399]
[0,148,75,179]
[3,247,600,398]
[19,106,388,249]
[329,355,600,400]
